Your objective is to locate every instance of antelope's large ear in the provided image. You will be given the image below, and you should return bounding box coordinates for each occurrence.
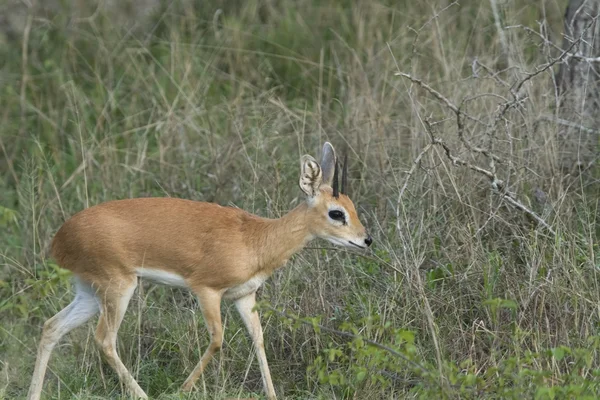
[299,155,323,197]
[320,142,337,187]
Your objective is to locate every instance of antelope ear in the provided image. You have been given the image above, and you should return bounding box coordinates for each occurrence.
[299,155,323,197]
[320,142,337,187]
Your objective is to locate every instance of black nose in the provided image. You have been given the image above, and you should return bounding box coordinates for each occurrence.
[365,235,373,247]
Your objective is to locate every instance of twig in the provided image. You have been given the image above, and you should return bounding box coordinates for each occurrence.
[395,72,460,114]
[432,137,496,181]
[430,135,556,236]
[395,70,556,236]
[396,143,433,207]
[501,195,556,235]
[456,108,504,164]
[395,72,504,163]
[483,24,585,135]
[511,37,580,95]
[539,115,600,135]
[472,59,510,87]
[506,24,600,62]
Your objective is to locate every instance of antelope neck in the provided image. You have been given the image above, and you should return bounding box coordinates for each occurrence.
[250,202,314,274]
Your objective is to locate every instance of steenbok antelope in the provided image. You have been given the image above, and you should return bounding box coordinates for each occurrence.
[28,142,372,400]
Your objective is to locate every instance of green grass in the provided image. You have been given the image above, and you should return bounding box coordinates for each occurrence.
[2,0,599,399]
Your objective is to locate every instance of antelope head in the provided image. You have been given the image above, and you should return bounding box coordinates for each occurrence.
[299,142,372,250]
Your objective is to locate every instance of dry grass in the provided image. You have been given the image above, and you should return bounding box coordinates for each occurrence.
[1,0,598,399]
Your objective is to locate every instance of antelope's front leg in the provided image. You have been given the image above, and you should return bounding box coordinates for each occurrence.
[235,292,277,399]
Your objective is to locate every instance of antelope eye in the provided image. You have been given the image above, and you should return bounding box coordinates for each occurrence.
[328,210,345,222]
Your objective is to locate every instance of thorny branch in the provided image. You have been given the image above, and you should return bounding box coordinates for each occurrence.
[392,15,594,236]
[510,35,581,95]
[506,24,600,62]
[429,133,556,236]
[472,24,586,134]
[395,72,460,114]
[394,71,557,237]
[395,72,503,163]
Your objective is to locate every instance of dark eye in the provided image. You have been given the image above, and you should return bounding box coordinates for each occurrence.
[328,210,345,222]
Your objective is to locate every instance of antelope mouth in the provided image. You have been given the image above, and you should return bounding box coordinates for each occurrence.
[348,241,366,250]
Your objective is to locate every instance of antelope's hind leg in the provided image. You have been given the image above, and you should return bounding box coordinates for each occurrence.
[181,288,224,392]
[94,277,148,399]
[28,278,100,400]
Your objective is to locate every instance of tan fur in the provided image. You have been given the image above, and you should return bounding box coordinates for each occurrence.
[51,198,312,290]
[28,143,370,400]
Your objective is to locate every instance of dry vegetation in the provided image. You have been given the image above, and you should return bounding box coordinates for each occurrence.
[1,0,599,399]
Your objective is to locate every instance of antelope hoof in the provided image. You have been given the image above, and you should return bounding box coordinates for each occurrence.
[181,381,195,392]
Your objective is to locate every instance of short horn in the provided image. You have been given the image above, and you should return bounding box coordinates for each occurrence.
[341,153,348,195]
[332,160,339,198]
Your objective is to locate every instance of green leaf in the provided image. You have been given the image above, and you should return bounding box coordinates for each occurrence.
[356,369,367,382]
[535,386,555,400]
[396,330,415,344]
[551,346,571,361]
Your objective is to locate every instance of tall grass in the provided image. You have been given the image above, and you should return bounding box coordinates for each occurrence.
[1,0,598,398]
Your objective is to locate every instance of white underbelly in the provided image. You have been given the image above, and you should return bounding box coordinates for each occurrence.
[135,268,268,300]
[135,268,188,287]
